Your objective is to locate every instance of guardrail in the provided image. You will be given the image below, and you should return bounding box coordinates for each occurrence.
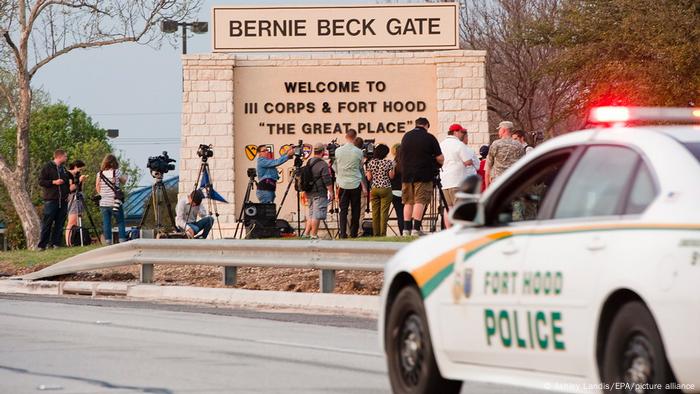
[20,239,405,293]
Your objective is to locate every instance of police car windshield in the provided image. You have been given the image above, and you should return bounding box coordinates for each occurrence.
[682,142,700,163]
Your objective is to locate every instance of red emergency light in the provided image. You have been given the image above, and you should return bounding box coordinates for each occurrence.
[589,106,700,125]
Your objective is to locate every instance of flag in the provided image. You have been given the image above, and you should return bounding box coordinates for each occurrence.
[199,168,228,203]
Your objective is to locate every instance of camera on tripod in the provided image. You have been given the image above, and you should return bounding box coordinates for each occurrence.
[197,144,214,161]
[326,138,339,159]
[247,167,257,179]
[362,139,376,158]
[147,151,176,176]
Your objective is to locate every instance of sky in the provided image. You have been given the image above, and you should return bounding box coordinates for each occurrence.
[32,0,369,187]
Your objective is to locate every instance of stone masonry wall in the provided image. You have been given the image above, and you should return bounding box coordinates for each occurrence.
[180,50,488,237]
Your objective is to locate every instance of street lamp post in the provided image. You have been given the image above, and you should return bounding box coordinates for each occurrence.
[161,20,208,55]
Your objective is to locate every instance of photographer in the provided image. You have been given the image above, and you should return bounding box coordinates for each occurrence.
[302,143,334,239]
[256,144,294,203]
[332,129,363,238]
[176,190,214,239]
[37,149,70,250]
[64,160,87,246]
[399,117,444,236]
[95,154,127,245]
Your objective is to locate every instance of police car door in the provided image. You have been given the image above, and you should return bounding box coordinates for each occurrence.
[445,149,575,370]
[520,144,649,376]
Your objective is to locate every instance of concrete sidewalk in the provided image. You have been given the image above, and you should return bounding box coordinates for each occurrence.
[0,279,380,317]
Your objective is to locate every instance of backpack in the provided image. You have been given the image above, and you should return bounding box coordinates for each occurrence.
[295,159,325,193]
[69,225,92,247]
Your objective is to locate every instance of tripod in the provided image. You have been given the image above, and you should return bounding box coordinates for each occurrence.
[326,155,341,239]
[277,156,303,237]
[191,160,223,239]
[138,171,177,237]
[71,192,102,246]
[233,174,256,239]
[424,173,450,233]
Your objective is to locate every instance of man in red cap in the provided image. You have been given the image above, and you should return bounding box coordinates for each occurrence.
[439,124,480,226]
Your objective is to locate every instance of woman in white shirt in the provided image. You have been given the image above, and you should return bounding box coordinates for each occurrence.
[95,154,128,244]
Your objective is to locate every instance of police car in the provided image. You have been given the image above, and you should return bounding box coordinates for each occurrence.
[380,107,700,394]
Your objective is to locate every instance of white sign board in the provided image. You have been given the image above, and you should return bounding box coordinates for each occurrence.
[212,3,459,52]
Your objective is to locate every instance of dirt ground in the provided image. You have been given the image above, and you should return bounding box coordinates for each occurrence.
[0,262,384,295]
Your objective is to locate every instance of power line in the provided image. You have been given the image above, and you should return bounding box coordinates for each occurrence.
[91,111,181,116]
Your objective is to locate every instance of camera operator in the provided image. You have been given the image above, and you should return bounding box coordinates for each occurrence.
[256,144,294,204]
[302,143,334,239]
[64,160,87,246]
[176,190,214,239]
[95,154,127,245]
[399,117,444,236]
[37,149,70,250]
[332,129,364,238]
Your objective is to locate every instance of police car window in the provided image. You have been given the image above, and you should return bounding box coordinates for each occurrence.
[624,162,656,215]
[491,153,569,225]
[554,146,638,219]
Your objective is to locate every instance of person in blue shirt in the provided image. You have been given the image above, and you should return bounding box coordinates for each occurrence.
[256,145,294,203]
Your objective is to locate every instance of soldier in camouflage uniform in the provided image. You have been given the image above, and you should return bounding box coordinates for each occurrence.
[485,121,525,188]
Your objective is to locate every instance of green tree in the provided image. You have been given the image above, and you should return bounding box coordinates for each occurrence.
[1,0,200,248]
[0,103,140,249]
[551,0,700,112]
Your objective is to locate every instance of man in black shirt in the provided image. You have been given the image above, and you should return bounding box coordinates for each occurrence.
[399,118,444,236]
[38,149,70,250]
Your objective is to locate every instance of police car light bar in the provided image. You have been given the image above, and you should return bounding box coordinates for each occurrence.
[590,106,700,124]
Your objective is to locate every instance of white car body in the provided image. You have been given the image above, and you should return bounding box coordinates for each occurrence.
[380,124,700,393]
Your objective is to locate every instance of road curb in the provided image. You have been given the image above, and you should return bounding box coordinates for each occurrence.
[0,280,379,317]
[127,285,379,316]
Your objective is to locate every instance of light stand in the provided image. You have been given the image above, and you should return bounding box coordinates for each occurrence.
[160,20,208,55]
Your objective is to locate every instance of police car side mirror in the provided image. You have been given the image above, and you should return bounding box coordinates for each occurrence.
[449,175,483,226]
[450,198,480,224]
[460,174,482,195]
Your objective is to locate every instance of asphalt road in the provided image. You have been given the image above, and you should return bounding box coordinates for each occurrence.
[0,295,547,394]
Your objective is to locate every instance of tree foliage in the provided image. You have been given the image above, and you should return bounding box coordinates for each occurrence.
[0,102,140,249]
[460,0,700,139]
[551,0,700,110]
[0,0,200,248]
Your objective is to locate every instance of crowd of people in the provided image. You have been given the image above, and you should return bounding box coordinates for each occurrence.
[37,150,129,250]
[255,117,536,239]
[35,118,534,248]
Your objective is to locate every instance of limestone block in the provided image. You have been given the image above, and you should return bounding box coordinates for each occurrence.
[442,78,461,89]
[461,77,485,88]
[461,100,481,111]
[209,80,232,92]
[437,89,454,100]
[192,103,209,113]
[444,100,461,111]
[454,88,471,99]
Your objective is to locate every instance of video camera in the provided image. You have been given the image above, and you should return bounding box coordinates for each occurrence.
[326,138,339,160]
[247,167,257,179]
[290,139,305,167]
[197,144,214,161]
[362,139,376,158]
[147,151,176,176]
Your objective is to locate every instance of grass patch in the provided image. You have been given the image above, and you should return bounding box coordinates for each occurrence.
[0,245,101,268]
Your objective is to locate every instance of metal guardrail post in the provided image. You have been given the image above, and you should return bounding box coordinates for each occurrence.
[140,264,154,283]
[320,269,336,293]
[223,266,237,286]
